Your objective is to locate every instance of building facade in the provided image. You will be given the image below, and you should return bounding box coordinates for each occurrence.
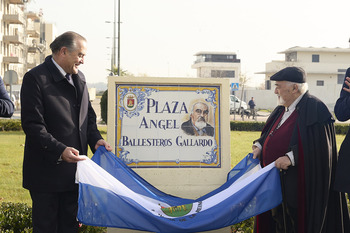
[191,51,241,91]
[0,0,56,85]
[260,46,350,110]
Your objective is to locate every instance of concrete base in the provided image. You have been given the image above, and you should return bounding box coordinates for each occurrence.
[107,226,231,233]
[106,77,232,233]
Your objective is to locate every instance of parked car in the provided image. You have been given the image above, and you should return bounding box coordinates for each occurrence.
[229,95,247,114]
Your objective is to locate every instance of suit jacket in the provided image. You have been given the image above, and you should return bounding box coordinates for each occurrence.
[181,119,214,136]
[334,67,350,193]
[21,56,103,192]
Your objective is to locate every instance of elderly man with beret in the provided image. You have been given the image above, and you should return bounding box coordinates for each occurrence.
[252,67,349,233]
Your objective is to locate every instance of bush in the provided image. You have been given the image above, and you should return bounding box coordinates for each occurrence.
[230,120,350,135]
[335,124,350,135]
[0,202,32,233]
[100,90,108,124]
[0,202,106,233]
[0,119,22,131]
[230,121,266,132]
[78,224,107,233]
[232,218,254,232]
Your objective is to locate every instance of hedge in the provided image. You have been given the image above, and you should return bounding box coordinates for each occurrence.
[0,202,32,233]
[334,124,350,135]
[100,90,108,124]
[230,121,350,135]
[230,121,266,132]
[0,119,21,131]
[0,202,106,233]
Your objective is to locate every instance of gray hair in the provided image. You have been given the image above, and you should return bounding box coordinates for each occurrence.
[191,102,209,114]
[286,81,308,95]
[50,31,86,54]
[297,83,308,94]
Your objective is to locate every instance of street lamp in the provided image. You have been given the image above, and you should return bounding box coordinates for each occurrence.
[117,0,120,76]
[105,0,120,76]
[105,36,115,74]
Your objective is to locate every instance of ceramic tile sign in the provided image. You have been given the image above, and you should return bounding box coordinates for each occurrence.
[115,83,221,168]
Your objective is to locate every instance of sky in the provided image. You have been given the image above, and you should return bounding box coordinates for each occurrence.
[26,0,350,86]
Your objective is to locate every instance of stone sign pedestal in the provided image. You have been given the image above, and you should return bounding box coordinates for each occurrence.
[106,77,232,233]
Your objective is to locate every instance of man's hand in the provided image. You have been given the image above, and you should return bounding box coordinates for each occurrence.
[252,145,261,159]
[343,77,350,93]
[275,156,291,170]
[94,139,112,151]
[61,147,85,163]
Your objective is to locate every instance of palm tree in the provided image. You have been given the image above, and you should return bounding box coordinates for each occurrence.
[107,65,129,76]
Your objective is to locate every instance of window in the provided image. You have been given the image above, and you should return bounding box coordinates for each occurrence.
[211,70,235,78]
[316,80,324,86]
[285,52,297,62]
[265,80,271,90]
[312,54,320,63]
[338,69,347,84]
[203,54,240,63]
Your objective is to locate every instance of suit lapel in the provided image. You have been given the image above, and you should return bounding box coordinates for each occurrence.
[72,73,88,129]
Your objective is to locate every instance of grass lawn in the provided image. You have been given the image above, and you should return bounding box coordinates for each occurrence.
[0,129,346,206]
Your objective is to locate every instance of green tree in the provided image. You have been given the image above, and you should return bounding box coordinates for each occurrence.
[107,65,131,76]
[101,67,131,124]
[100,90,108,124]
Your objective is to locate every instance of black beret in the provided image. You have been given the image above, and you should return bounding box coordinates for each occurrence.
[270,67,306,83]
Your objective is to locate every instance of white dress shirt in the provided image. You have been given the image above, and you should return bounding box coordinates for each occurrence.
[51,58,75,86]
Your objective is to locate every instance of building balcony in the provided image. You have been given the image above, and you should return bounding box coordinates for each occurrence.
[26,28,40,37]
[27,61,37,69]
[192,61,241,69]
[194,58,241,64]
[3,34,25,44]
[27,46,38,53]
[26,11,40,20]
[3,13,26,24]
[3,56,24,64]
[8,0,25,4]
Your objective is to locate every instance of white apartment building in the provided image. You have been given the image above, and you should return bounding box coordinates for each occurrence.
[257,46,350,110]
[0,0,56,85]
[191,51,241,93]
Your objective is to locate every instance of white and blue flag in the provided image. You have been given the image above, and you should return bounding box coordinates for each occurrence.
[76,147,282,233]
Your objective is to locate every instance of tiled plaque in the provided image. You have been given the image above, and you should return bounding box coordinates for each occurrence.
[115,84,221,168]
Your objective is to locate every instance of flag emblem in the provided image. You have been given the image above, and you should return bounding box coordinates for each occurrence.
[161,204,193,217]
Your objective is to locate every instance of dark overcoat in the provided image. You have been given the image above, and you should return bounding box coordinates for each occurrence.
[334,68,350,193]
[20,56,102,192]
[256,92,349,233]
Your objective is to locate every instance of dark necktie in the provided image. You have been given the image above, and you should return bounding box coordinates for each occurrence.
[65,73,71,81]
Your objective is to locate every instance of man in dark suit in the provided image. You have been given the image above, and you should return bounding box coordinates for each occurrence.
[0,76,14,117]
[181,101,214,136]
[334,68,350,198]
[20,31,111,233]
